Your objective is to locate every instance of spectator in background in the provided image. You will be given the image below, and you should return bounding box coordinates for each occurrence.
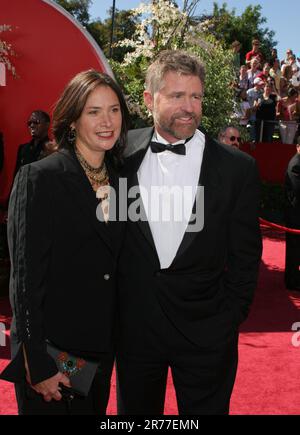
[281,58,293,84]
[255,82,277,142]
[257,63,271,83]
[288,54,299,76]
[284,137,300,291]
[234,88,251,129]
[270,48,278,64]
[245,39,264,69]
[239,65,249,90]
[247,77,265,141]
[281,48,294,66]
[277,87,299,144]
[280,77,290,98]
[14,110,51,176]
[247,58,261,89]
[289,55,300,90]
[218,126,242,149]
[290,92,300,137]
[231,40,241,74]
[270,59,282,95]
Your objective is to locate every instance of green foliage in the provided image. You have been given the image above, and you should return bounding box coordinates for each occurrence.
[199,2,277,64]
[190,37,236,136]
[110,2,236,136]
[54,0,277,138]
[89,9,139,61]
[54,0,92,27]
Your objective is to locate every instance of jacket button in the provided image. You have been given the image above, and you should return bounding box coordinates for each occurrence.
[104,274,110,281]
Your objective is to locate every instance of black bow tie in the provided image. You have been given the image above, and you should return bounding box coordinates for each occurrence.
[150,141,186,155]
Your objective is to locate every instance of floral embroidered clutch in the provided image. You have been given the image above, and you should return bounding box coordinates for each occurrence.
[47,342,98,397]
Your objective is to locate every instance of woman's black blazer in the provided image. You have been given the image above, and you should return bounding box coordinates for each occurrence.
[1,148,125,385]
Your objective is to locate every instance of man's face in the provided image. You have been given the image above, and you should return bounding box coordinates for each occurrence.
[144,71,203,143]
[240,65,247,76]
[253,43,260,53]
[256,82,265,91]
[288,56,296,65]
[220,128,241,148]
[27,113,49,139]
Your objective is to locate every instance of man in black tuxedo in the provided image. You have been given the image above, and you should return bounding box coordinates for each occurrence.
[117,50,262,415]
[284,139,300,290]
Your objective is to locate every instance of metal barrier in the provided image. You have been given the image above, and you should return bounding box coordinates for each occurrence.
[257,119,300,144]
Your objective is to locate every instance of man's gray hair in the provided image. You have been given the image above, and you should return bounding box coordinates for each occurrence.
[218,125,240,141]
[145,50,206,94]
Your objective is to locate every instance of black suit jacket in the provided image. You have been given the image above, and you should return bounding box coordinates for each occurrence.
[285,152,300,228]
[1,148,124,385]
[14,137,49,176]
[118,128,262,349]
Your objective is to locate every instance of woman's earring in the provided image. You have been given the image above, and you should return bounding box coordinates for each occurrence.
[67,127,76,145]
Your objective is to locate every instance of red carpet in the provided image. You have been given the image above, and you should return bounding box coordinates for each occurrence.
[1,228,300,415]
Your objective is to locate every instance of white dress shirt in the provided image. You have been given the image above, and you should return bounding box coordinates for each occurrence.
[137,129,205,269]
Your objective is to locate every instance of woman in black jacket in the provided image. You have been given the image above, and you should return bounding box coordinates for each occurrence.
[0,70,129,414]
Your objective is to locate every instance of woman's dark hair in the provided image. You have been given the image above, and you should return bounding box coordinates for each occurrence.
[52,70,130,168]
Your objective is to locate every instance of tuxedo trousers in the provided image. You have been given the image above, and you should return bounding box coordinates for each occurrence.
[117,301,239,415]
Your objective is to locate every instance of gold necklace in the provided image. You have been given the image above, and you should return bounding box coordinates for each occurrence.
[75,148,109,191]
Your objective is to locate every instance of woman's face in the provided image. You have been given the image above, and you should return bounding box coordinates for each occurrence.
[264,84,272,95]
[72,85,122,157]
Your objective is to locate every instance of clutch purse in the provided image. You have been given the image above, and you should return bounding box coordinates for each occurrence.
[47,342,98,397]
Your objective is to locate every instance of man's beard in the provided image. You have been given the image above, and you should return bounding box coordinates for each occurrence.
[154,110,201,140]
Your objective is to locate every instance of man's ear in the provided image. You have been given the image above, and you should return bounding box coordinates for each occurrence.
[143,90,154,112]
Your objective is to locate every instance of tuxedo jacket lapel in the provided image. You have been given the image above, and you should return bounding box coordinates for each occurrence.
[125,128,158,254]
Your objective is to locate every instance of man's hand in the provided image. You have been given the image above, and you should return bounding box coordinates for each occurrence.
[30,372,71,402]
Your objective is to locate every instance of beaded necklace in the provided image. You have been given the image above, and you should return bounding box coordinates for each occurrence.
[75,147,110,222]
[75,147,109,192]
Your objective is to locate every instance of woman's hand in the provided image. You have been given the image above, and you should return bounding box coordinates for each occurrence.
[23,344,71,401]
[31,372,71,402]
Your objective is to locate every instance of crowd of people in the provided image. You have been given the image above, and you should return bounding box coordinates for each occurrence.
[231,39,300,145]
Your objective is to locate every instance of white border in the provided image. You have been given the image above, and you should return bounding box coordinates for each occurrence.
[42,0,114,78]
